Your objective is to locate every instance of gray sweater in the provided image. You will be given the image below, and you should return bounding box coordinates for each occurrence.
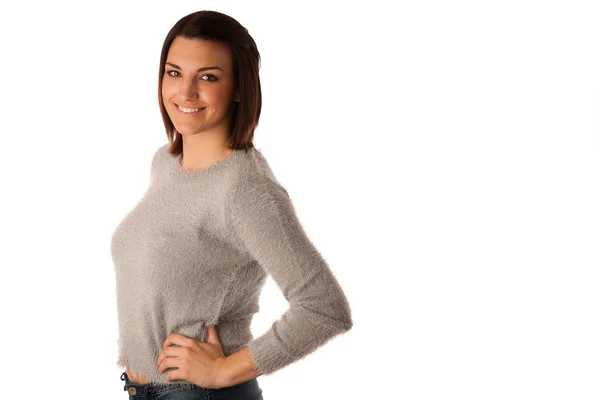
[110,143,353,385]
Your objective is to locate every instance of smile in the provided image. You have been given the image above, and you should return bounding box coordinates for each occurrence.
[176,104,207,114]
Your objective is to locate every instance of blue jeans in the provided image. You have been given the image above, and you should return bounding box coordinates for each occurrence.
[120,371,264,400]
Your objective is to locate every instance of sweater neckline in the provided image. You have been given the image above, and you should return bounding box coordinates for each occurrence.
[163,145,247,179]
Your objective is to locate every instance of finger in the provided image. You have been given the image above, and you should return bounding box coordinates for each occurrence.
[163,333,195,349]
[207,326,221,345]
[157,345,189,366]
[165,365,188,382]
[158,355,180,374]
[157,346,178,365]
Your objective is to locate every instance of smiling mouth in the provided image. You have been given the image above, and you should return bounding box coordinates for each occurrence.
[175,104,207,113]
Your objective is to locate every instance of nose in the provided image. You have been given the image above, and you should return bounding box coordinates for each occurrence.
[178,78,199,101]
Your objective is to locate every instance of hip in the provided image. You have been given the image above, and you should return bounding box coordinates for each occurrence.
[120,370,263,399]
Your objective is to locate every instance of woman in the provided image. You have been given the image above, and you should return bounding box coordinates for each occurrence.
[111,10,353,399]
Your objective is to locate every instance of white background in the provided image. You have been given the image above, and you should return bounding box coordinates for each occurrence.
[0,1,599,399]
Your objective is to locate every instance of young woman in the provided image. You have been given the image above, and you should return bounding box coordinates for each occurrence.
[111,10,353,399]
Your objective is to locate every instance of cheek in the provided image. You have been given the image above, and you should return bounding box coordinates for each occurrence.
[205,86,234,105]
[161,77,178,97]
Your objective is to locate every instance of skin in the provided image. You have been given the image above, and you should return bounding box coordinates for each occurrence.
[127,36,263,388]
[156,328,263,389]
[161,36,241,171]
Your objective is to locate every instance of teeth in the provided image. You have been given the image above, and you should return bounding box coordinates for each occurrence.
[178,105,203,113]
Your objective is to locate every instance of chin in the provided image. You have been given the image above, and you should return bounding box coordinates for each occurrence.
[175,126,208,135]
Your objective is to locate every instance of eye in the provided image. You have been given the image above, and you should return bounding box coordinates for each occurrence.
[201,74,218,82]
[165,70,218,82]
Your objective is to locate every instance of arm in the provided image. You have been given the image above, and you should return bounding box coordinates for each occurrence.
[225,175,353,377]
[219,346,262,387]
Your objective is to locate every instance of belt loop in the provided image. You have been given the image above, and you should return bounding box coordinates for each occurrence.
[120,371,128,391]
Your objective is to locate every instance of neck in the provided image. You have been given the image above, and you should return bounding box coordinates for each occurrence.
[179,131,232,172]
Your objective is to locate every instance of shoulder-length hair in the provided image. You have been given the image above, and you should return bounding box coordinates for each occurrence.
[157,10,261,155]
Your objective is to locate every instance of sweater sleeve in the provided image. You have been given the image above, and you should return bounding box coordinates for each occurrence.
[226,176,353,375]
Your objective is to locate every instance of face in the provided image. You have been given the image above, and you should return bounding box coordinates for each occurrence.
[161,36,239,137]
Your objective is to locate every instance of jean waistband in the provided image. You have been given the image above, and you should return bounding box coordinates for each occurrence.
[120,371,150,397]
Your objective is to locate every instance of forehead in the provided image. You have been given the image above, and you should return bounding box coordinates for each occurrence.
[166,36,232,69]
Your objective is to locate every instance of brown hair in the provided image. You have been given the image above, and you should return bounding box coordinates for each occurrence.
[157,10,261,155]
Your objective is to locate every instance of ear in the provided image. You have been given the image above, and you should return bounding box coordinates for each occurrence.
[233,90,240,102]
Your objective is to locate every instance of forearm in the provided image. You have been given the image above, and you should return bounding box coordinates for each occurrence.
[227,176,353,376]
[220,346,263,387]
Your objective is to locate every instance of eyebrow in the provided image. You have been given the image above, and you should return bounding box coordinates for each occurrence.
[165,62,223,72]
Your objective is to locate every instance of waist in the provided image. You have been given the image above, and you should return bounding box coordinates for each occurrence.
[126,367,153,384]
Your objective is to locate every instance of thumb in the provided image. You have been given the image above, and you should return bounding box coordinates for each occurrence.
[207,326,221,345]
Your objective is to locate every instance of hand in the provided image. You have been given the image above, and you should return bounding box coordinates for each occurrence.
[156,326,228,389]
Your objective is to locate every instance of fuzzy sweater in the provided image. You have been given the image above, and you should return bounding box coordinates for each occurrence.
[110,143,353,386]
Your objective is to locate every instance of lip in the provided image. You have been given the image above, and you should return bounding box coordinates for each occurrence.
[175,103,206,114]
[175,103,206,109]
